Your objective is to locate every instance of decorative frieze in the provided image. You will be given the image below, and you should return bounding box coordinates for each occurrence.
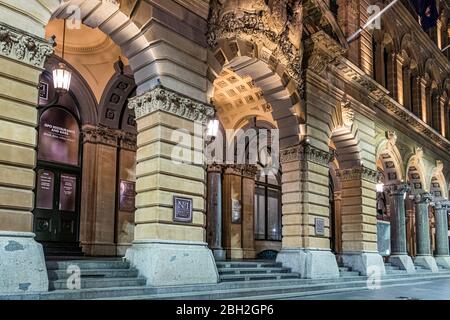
[414,193,432,205]
[280,142,334,166]
[82,125,121,148]
[128,85,215,123]
[120,132,137,151]
[0,22,54,68]
[336,165,379,183]
[241,165,258,179]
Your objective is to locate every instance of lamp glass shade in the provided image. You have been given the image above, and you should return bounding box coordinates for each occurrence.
[52,63,72,93]
[207,119,219,138]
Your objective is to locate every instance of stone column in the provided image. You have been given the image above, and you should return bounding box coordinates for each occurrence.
[434,201,450,269]
[395,55,405,106]
[413,193,438,272]
[333,191,343,254]
[80,126,120,256]
[222,165,244,260]
[276,143,340,279]
[241,165,258,259]
[420,78,429,124]
[206,164,225,260]
[385,184,415,273]
[337,166,386,276]
[0,23,53,294]
[439,96,447,138]
[125,86,218,286]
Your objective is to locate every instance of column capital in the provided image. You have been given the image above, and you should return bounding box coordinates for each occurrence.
[280,142,334,166]
[241,165,258,179]
[385,183,410,195]
[0,22,54,69]
[223,164,242,176]
[414,193,433,204]
[433,201,450,210]
[335,165,378,183]
[128,85,215,123]
[120,132,137,151]
[207,164,223,173]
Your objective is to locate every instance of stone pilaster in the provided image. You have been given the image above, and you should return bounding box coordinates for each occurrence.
[222,165,244,260]
[0,22,53,294]
[336,166,386,276]
[413,193,438,272]
[276,143,340,279]
[206,164,225,260]
[434,201,450,269]
[125,85,218,286]
[241,165,258,259]
[385,184,415,273]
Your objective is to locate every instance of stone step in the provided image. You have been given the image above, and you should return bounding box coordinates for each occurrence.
[218,267,291,275]
[47,269,139,281]
[384,265,401,271]
[49,277,146,291]
[216,261,282,269]
[339,271,360,277]
[219,273,301,282]
[46,260,130,271]
[96,274,450,300]
[339,267,350,272]
[386,269,407,274]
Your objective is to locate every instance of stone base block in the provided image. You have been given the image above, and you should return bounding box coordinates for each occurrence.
[0,232,48,294]
[414,255,439,272]
[435,256,450,269]
[276,249,339,279]
[340,252,386,276]
[389,254,416,273]
[125,240,219,286]
[213,248,226,261]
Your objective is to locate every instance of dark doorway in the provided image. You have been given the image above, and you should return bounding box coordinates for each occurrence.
[33,106,82,254]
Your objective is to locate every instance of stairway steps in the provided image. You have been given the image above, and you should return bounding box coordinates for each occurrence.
[218,267,291,275]
[46,260,130,271]
[216,262,283,269]
[48,269,139,281]
[49,277,146,291]
[220,273,301,282]
[339,271,360,277]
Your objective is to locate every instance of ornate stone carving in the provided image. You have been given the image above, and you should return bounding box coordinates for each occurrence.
[207,0,304,84]
[0,23,54,68]
[241,165,258,179]
[128,85,215,123]
[224,164,243,176]
[384,183,410,196]
[120,132,137,151]
[336,94,354,127]
[207,163,224,173]
[434,201,450,211]
[304,30,347,75]
[336,165,379,183]
[280,142,334,166]
[414,193,432,204]
[386,131,397,150]
[82,125,121,147]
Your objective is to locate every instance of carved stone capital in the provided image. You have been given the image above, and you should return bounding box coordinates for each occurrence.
[128,85,215,123]
[414,193,433,204]
[433,201,450,211]
[241,165,258,179]
[336,165,379,183]
[82,125,121,147]
[120,132,137,151]
[0,22,54,68]
[207,163,223,174]
[280,142,334,166]
[224,164,242,176]
[385,183,410,196]
[304,30,347,75]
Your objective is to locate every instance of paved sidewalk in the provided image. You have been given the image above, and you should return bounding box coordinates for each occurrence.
[294,278,450,300]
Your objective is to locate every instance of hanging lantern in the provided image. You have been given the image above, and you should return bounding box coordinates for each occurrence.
[53,62,72,93]
[207,119,219,138]
[52,19,71,94]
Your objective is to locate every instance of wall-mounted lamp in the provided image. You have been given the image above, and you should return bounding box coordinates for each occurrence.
[207,119,219,139]
[376,182,385,193]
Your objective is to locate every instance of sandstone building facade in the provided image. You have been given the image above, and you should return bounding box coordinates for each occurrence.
[0,0,450,295]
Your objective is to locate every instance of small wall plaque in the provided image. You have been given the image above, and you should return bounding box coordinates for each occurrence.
[231,199,242,224]
[315,218,325,236]
[39,82,49,100]
[173,196,193,223]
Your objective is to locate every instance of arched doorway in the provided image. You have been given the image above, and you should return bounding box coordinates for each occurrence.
[34,106,82,252]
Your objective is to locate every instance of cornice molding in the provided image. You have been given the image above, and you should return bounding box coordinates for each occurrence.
[0,22,54,69]
[128,85,215,123]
